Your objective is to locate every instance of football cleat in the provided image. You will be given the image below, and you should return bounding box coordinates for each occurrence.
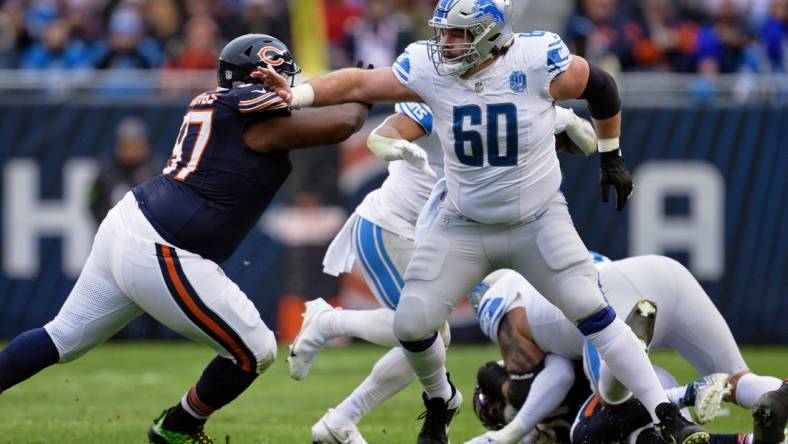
[624,299,657,351]
[148,410,214,444]
[417,376,463,444]
[288,298,335,380]
[752,381,788,444]
[311,408,368,444]
[654,402,710,444]
[690,373,731,424]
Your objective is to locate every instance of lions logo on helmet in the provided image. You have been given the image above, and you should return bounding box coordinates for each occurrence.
[427,0,514,76]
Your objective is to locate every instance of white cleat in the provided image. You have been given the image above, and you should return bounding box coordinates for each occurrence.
[287,297,334,380]
[692,373,731,424]
[311,409,368,444]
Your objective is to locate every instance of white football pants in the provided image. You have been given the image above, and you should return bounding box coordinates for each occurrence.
[44,192,276,373]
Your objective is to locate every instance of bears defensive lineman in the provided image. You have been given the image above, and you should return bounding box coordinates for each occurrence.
[253,0,704,442]
[0,34,369,443]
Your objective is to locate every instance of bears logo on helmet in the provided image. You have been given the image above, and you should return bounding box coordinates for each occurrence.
[217,34,300,89]
[257,46,286,67]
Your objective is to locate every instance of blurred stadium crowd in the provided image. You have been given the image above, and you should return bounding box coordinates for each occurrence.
[0,0,784,76]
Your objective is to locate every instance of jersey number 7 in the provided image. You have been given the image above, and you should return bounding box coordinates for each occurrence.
[453,103,518,167]
[163,110,214,180]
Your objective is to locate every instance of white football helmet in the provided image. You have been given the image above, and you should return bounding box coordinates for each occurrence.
[467,269,516,317]
[427,0,515,76]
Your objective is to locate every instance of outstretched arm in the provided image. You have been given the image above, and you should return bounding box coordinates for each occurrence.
[242,103,369,152]
[550,56,633,211]
[252,67,422,107]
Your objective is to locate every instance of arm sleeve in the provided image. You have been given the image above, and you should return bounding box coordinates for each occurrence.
[512,354,576,433]
[392,41,431,101]
[522,32,572,99]
[394,102,433,135]
[234,86,290,115]
[545,33,572,83]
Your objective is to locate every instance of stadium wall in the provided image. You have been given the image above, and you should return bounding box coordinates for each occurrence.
[0,103,784,344]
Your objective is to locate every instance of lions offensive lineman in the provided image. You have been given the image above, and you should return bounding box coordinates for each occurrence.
[253,0,703,442]
[465,255,785,444]
[0,34,369,443]
[293,102,596,443]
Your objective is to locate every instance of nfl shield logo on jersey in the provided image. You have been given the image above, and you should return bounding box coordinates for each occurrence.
[509,71,526,93]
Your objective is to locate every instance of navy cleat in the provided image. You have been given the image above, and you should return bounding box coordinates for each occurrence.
[654,402,709,444]
[752,381,788,444]
[417,375,463,444]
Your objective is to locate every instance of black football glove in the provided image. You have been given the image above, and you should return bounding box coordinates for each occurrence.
[600,149,634,211]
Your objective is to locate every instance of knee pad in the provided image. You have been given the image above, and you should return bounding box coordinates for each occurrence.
[554,273,608,322]
[393,297,436,343]
[252,329,277,373]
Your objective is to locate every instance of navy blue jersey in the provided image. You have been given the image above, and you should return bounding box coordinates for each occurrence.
[133,84,291,262]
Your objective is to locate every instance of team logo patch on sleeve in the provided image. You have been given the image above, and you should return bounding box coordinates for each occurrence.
[509,70,526,93]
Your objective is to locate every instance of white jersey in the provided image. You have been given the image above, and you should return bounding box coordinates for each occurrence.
[355,102,443,240]
[475,256,699,359]
[393,32,571,224]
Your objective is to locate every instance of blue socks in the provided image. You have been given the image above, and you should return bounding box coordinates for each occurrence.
[0,328,60,391]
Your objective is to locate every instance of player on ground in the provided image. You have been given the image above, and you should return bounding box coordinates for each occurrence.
[569,366,768,444]
[464,255,785,444]
[0,34,370,444]
[252,0,703,442]
[297,102,596,443]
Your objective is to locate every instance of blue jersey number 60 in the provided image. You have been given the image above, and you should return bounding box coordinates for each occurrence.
[453,103,518,167]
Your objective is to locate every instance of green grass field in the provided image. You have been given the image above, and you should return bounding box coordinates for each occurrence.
[0,343,785,443]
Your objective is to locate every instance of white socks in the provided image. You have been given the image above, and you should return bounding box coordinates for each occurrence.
[735,373,783,408]
[665,385,690,407]
[318,308,399,348]
[588,317,668,422]
[335,347,415,423]
[401,334,452,401]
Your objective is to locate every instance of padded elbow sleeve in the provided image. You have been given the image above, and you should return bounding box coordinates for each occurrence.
[579,65,621,120]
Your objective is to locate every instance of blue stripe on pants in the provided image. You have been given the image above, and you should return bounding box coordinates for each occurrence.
[354,218,403,309]
[584,339,601,385]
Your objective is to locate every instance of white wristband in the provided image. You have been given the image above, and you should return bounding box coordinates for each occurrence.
[290,83,315,109]
[598,137,620,153]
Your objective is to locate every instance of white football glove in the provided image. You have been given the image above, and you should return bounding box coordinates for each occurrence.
[464,422,528,444]
[554,107,598,156]
[367,131,436,178]
[391,140,436,178]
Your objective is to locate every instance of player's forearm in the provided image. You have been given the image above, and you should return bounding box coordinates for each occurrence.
[245,103,368,152]
[307,68,365,106]
[304,68,419,107]
[511,355,575,434]
[593,112,621,140]
[579,64,622,151]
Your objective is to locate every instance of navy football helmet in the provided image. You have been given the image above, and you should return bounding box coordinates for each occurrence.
[217,34,300,88]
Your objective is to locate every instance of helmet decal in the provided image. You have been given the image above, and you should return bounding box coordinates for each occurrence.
[472,0,506,25]
[257,46,286,66]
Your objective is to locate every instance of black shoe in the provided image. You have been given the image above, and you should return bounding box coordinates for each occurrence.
[753,381,788,444]
[624,299,657,350]
[416,378,463,444]
[654,402,709,444]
